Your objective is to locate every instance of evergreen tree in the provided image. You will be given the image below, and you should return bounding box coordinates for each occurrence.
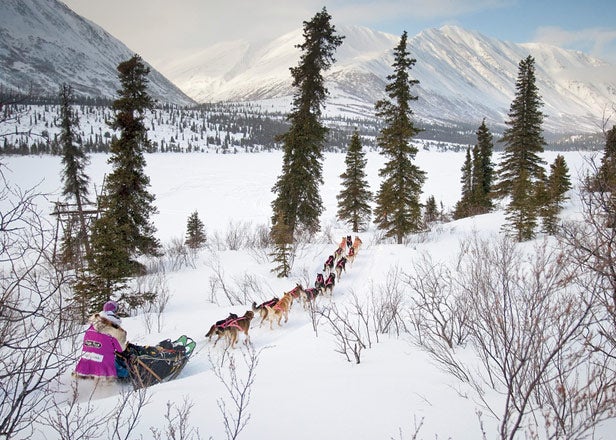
[270,210,293,278]
[271,7,344,239]
[423,195,439,225]
[504,168,537,241]
[86,215,132,311]
[597,125,616,190]
[454,121,495,220]
[185,210,206,249]
[541,154,571,234]
[336,130,372,232]
[597,126,616,227]
[495,55,546,240]
[88,55,161,309]
[453,147,473,219]
[58,84,92,270]
[373,31,425,244]
[471,119,494,212]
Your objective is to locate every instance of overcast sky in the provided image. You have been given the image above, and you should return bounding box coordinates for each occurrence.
[60,0,616,68]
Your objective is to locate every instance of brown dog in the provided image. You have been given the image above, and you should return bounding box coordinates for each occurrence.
[222,310,255,348]
[206,310,254,347]
[252,297,279,326]
[338,236,347,252]
[352,236,362,254]
[264,290,295,329]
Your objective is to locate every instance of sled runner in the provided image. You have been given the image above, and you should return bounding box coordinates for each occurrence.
[119,335,196,389]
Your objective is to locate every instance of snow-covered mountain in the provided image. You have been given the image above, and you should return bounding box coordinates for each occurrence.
[0,0,194,106]
[161,25,616,134]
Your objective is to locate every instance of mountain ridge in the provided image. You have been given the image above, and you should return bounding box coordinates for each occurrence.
[0,0,194,106]
[2,1,614,135]
[160,24,616,134]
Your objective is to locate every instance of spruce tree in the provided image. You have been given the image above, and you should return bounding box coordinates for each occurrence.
[270,209,293,278]
[597,125,616,190]
[453,147,473,219]
[185,210,206,249]
[271,7,344,239]
[336,130,372,232]
[505,168,537,241]
[58,84,91,268]
[88,54,161,309]
[495,55,546,240]
[423,195,439,225]
[471,119,494,212]
[597,126,616,227]
[373,31,425,244]
[541,154,571,234]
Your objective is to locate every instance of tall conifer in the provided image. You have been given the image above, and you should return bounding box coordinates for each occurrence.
[597,125,616,190]
[495,55,546,240]
[471,119,494,212]
[373,31,425,244]
[453,147,473,219]
[423,195,439,225]
[270,209,293,278]
[88,55,161,309]
[336,130,372,232]
[541,155,571,234]
[271,8,344,238]
[58,84,91,268]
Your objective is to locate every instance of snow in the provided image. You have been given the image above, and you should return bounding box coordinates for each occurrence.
[157,23,616,134]
[2,148,613,439]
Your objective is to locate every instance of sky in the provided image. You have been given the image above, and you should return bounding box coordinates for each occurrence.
[59,0,616,69]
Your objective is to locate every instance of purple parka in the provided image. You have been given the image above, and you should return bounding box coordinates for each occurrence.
[74,324,123,378]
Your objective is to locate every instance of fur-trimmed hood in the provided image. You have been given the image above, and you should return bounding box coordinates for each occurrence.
[90,313,127,350]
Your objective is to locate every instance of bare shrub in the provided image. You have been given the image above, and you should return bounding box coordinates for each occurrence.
[150,397,202,440]
[40,384,151,440]
[231,272,263,306]
[1,166,78,439]
[441,234,608,439]
[205,252,270,306]
[40,382,109,440]
[318,301,369,364]
[559,163,616,355]
[136,269,171,333]
[391,415,425,440]
[403,254,470,349]
[165,236,197,271]
[370,266,409,339]
[223,220,251,251]
[246,223,272,263]
[244,222,272,249]
[206,253,242,305]
[108,387,151,440]
[210,345,263,440]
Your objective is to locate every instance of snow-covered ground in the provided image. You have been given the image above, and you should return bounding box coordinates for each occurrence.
[2,148,611,439]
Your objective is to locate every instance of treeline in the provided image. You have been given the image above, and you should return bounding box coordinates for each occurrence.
[1,101,382,155]
[2,98,603,156]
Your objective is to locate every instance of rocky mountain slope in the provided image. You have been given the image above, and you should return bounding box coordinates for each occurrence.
[161,24,616,134]
[0,0,194,106]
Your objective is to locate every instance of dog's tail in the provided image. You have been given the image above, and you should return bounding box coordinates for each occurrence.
[252,301,259,312]
[205,324,216,339]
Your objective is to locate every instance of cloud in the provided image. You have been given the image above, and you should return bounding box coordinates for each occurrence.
[533,26,616,62]
[62,0,515,66]
[330,0,511,26]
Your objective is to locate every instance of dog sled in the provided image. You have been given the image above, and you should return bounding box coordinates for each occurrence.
[118,335,196,389]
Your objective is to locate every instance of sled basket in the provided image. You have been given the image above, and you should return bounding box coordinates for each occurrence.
[122,335,196,389]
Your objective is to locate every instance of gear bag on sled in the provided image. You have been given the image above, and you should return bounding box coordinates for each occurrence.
[117,335,196,389]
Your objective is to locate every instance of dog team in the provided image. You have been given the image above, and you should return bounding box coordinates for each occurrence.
[205,235,362,348]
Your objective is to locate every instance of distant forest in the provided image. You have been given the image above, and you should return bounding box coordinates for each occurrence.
[0,93,605,155]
